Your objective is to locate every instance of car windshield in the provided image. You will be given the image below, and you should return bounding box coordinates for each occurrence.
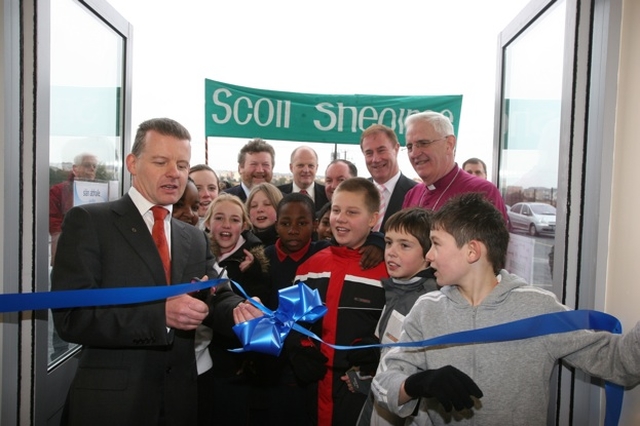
[531,204,556,215]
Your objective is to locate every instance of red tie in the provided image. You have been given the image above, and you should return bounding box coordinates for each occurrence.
[151,206,171,283]
[300,189,309,196]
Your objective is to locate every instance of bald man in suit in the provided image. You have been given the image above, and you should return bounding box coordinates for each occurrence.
[278,146,329,212]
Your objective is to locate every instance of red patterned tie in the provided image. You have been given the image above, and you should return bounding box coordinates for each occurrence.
[151,206,171,283]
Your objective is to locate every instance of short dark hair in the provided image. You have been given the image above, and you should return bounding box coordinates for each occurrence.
[277,192,316,220]
[334,177,380,213]
[384,207,432,256]
[326,159,358,178]
[462,157,487,175]
[431,192,509,274]
[131,118,191,157]
[238,138,275,167]
[360,124,400,149]
[316,201,332,220]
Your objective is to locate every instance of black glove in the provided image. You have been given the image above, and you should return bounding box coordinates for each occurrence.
[285,333,328,384]
[404,365,483,412]
[346,336,380,376]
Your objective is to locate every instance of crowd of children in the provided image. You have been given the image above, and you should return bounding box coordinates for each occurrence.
[167,141,640,426]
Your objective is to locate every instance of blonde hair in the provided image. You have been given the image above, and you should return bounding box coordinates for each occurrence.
[203,193,252,256]
[246,182,283,211]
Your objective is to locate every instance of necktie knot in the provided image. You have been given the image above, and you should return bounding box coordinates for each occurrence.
[151,205,168,221]
[299,189,309,196]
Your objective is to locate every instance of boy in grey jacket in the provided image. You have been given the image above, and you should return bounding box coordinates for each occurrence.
[372,193,640,426]
[354,207,438,426]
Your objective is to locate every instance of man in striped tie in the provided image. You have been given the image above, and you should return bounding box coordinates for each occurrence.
[360,124,417,232]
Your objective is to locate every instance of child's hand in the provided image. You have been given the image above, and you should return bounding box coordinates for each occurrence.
[239,249,254,272]
[359,244,384,269]
[233,299,264,324]
[340,372,357,393]
[403,365,483,412]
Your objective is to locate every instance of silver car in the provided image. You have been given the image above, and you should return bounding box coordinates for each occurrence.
[507,202,556,236]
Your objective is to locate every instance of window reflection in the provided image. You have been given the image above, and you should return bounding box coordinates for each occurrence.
[501,1,566,289]
[48,0,125,364]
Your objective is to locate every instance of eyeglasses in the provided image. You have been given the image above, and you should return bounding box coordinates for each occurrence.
[81,162,98,169]
[405,136,448,152]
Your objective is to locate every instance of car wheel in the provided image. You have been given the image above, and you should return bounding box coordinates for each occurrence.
[529,224,538,236]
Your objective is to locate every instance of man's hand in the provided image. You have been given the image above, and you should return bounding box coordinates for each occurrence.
[166,294,209,330]
[233,299,264,324]
[359,244,384,269]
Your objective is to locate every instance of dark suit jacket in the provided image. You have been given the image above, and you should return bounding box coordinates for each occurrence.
[51,194,241,426]
[223,184,247,202]
[378,173,418,231]
[277,182,330,212]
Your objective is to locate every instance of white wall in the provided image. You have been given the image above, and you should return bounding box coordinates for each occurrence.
[606,0,640,424]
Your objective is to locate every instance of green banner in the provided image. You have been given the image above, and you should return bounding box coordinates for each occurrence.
[204,79,462,145]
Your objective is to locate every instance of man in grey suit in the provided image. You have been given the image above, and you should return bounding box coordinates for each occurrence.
[278,145,329,212]
[52,118,246,426]
[361,124,417,232]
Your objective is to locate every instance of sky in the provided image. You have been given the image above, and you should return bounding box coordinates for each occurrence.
[103,0,532,180]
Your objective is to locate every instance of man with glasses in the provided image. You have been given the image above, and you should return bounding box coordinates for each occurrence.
[401,111,507,220]
[49,152,100,265]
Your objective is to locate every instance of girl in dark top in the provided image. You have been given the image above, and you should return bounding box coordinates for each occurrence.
[246,182,283,246]
[202,192,269,425]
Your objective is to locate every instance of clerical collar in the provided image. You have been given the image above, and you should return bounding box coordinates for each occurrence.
[426,165,458,191]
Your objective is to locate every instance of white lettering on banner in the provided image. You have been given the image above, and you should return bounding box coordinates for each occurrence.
[233,96,252,125]
[211,88,291,128]
[313,102,422,135]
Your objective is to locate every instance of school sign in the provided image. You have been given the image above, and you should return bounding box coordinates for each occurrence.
[204,79,462,145]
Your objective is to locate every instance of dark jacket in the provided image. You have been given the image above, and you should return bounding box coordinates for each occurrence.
[51,194,242,426]
[277,182,329,212]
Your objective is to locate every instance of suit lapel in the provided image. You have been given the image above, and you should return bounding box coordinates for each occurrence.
[170,219,194,284]
[111,195,167,285]
[386,175,415,223]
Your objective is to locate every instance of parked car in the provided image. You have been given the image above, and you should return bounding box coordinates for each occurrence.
[507,202,556,236]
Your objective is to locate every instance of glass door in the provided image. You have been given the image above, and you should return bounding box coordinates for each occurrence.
[499,0,566,291]
[43,0,132,423]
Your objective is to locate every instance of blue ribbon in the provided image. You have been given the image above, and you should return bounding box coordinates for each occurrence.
[0,279,226,313]
[234,284,624,426]
[231,282,327,356]
[11,277,622,425]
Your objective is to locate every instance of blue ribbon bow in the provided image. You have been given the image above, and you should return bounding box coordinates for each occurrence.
[0,278,625,426]
[234,286,624,426]
[231,282,327,356]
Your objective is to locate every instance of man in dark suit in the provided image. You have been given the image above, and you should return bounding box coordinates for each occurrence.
[361,124,417,232]
[52,118,246,426]
[278,145,329,212]
[324,158,358,201]
[223,138,275,202]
